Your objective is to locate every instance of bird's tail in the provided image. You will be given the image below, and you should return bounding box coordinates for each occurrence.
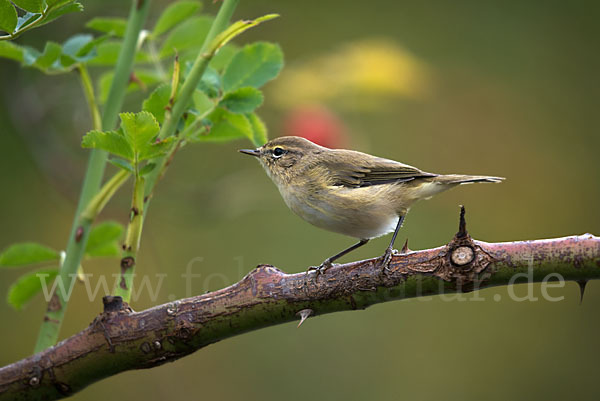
[433,174,505,185]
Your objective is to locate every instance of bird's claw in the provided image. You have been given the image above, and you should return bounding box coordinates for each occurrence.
[306,260,333,278]
[380,247,396,272]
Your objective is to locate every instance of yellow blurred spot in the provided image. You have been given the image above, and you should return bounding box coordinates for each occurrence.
[271,38,432,110]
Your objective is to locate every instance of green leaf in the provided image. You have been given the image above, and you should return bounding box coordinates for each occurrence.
[246,113,268,146]
[207,14,279,56]
[0,0,18,34]
[108,158,134,173]
[15,11,39,31]
[7,268,59,310]
[159,15,213,58]
[0,243,59,267]
[142,136,176,160]
[209,43,238,72]
[152,0,202,37]
[46,0,74,7]
[192,89,214,115]
[222,42,284,92]
[11,0,43,13]
[30,41,62,69]
[219,87,263,114]
[41,2,82,27]
[139,162,156,176]
[195,65,221,98]
[0,41,24,62]
[119,111,161,160]
[81,129,134,161]
[193,107,252,142]
[142,84,171,125]
[86,17,127,37]
[62,34,93,56]
[85,221,124,258]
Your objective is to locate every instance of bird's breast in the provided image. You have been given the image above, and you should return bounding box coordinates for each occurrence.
[277,183,403,240]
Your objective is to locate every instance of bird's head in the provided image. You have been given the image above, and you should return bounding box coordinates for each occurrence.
[239,136,324,184]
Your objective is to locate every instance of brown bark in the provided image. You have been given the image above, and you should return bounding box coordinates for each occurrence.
[1,210,598,400]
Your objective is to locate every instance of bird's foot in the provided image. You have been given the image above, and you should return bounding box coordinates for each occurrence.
[306,259,333,279]
[379,246,397,272]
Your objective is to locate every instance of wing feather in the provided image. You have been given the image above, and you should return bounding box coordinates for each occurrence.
[322,150,436,188]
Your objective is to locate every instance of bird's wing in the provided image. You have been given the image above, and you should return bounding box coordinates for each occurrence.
[323,150,437,188]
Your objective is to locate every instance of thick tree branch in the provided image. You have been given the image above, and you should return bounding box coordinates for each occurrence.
[1,210,598,400]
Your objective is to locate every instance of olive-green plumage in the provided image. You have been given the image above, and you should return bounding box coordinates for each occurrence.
[240,136,503,271]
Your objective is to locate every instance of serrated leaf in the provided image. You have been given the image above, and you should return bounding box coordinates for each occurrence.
[42,2,82,27]
[142,84,171,124]
[192,107,252,142]
[142,136,176,160]
[12,0,43,13]
[139,162,156,176]
[85,221,123,258]
[0,0,18,34]
[82,129,134,160]
[7,268,58,310]
[219,87,263,114]
[246,113,268,146]
[86,17,127,37]
[152,0,202,37]
[222,42,283,92]
[119,111,161,160]
[108,158,134,173]
[0,243,59,267]
[0,41,24,62]
[159,15,213,58]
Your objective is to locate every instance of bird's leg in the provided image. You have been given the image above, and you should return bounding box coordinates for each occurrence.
[308,239,369,276]
[380,215,405,271]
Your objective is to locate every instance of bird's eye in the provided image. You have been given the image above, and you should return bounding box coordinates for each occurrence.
[272,147,286,158]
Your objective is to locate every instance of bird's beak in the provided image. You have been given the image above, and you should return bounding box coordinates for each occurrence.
[239,148,260,157]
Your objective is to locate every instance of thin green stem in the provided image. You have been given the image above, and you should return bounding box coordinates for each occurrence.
[145,0,240,195]
[112,0,240,302]
[33,0,152,353]
[78,65,102,131]
[113,175,145,302]
[81,169,131,222]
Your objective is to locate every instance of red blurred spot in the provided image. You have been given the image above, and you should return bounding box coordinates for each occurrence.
[283,106,347,148]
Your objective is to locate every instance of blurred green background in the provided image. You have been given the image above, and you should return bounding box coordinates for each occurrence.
[1,0,599,400]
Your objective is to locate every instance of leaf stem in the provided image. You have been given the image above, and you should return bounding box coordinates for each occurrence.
[33,0,152,353]
[81,169,131,222]
[78,65,102,131]
[113,176,145,301]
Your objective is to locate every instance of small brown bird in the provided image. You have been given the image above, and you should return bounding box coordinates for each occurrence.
[240,136,503,273]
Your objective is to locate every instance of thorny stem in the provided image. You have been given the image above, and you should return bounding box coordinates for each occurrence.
[1,227,598,400]
[111,0,240,299]
[33,0,152,353]
[113,175,145,301]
